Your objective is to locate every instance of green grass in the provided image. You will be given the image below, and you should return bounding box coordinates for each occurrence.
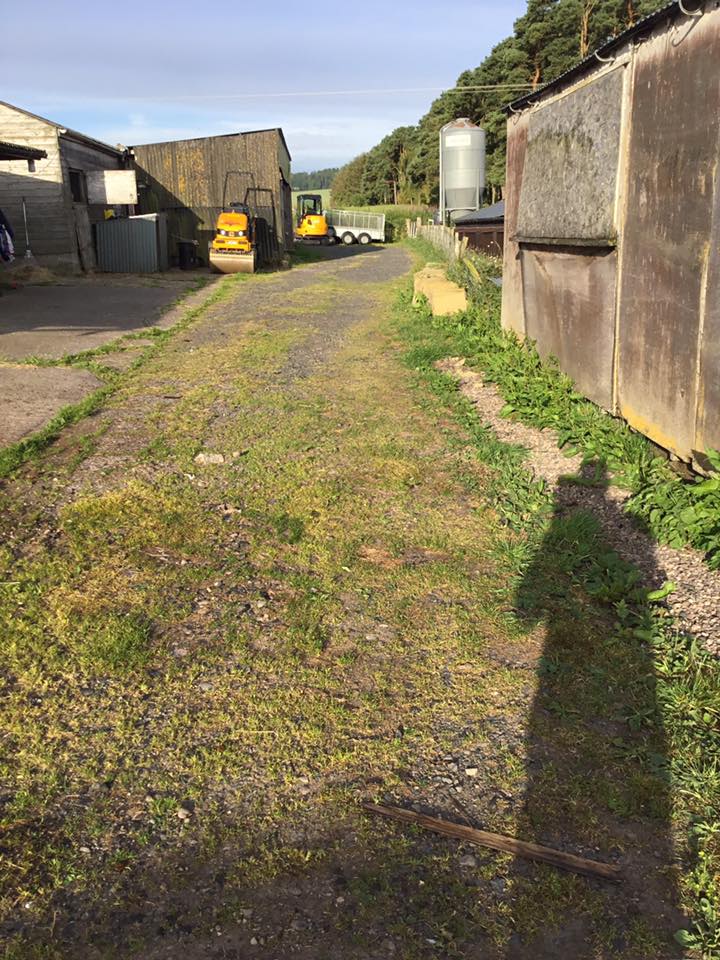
[413,246,720,568]
[0,251,716,957]
[0,273,246,480]
[292,188,331,209]
[400,242,720,957]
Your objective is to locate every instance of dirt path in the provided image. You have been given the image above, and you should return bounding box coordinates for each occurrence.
[0,247,688,959]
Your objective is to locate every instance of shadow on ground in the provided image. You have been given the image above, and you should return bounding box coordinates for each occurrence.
[504,464,685,958]
[293,242,389,264]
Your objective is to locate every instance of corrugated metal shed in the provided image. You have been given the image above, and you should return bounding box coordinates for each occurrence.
[95,214,168,273]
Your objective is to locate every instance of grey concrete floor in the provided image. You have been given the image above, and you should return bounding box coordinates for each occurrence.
[0,275,211,447]
[0,365,102,446]
[0,279,195,361]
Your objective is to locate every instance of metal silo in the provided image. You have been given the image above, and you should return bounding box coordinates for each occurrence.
[439,119,486,224]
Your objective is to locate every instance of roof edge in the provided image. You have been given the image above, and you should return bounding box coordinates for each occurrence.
[504,1,703,113]
[0,100,124,157]
[131,126,291,160]
[0,99,62,129]
[59,128,125,158]
[0,140,48,161]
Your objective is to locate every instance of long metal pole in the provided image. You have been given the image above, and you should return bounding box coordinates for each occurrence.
[438,129,444,226]
[22,196,32,258]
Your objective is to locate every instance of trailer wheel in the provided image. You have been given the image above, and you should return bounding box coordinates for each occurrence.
[357,233,371,245]
[341,232,355,245]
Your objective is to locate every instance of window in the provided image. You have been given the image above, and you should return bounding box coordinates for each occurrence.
[69,169,87,203]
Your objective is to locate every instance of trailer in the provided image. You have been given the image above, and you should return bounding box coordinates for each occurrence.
[324,209,386,245]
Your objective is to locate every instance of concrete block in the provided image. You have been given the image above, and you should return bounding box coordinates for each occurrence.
[413,267,448,305]
[427,281,467,316]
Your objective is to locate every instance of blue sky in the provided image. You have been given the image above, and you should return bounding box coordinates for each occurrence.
[5,0,526,171]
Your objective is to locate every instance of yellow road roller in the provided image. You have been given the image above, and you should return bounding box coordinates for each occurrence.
[209,201,256,274]
[294,193,329,244]
[209,171,259,274]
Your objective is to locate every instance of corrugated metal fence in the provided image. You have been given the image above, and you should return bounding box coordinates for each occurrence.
[95,214,168,272]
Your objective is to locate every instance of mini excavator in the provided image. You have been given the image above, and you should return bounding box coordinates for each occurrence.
[294,193,330,244]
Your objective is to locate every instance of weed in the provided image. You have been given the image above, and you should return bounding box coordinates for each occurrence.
[74,611,153,672]
[440,252,720,568]
[0,384,115,479]
[0,275,238,479]
[399,244,720,956]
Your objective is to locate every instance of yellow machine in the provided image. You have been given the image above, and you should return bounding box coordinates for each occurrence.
[209,172,258,274]
[209,202,256,274]
[294,193,329,244]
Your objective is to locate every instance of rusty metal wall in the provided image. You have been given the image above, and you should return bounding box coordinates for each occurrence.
[132,130,289,266]
[695,169,720,463]
[617,10,720,461]
[521,245,617,410]
[502,5,720,466]
[500,110,529,336]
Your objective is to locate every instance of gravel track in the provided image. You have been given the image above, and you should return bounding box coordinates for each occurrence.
[437,357,720,653]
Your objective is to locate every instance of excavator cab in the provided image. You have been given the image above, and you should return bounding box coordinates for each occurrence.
[295,193,329,244]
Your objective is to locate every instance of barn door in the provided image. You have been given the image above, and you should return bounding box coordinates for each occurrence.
[72,204,95,271]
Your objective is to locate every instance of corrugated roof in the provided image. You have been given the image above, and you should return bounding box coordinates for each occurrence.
[454,200,505,224]
[0,140,47,162]
[505,1,702,113]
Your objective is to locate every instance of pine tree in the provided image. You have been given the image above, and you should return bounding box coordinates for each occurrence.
[330,0,667,208]
[329,154,369,207]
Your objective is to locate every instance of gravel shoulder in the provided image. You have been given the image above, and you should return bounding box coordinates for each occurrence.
[437,356,720,653]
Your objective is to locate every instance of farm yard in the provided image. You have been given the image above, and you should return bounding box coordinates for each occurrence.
[2,0,720,958]
[0,236,718,959]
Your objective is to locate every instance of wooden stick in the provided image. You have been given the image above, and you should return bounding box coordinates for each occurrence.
[362,803,621,883]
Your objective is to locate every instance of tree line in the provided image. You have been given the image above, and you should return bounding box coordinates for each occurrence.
[290,168,339,191]
[331,0,665,208]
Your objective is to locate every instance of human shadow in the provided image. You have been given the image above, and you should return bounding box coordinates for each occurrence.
[506,463,687,958]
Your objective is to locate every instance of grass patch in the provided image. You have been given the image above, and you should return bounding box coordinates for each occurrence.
[75,611,153,672]
[397,246,720,957]
[0,252,714,957]
[0,383,116,480]
[440,249,720,567]
[289,243,330,266]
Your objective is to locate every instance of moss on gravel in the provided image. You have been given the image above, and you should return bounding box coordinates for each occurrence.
[0,250,706,959]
